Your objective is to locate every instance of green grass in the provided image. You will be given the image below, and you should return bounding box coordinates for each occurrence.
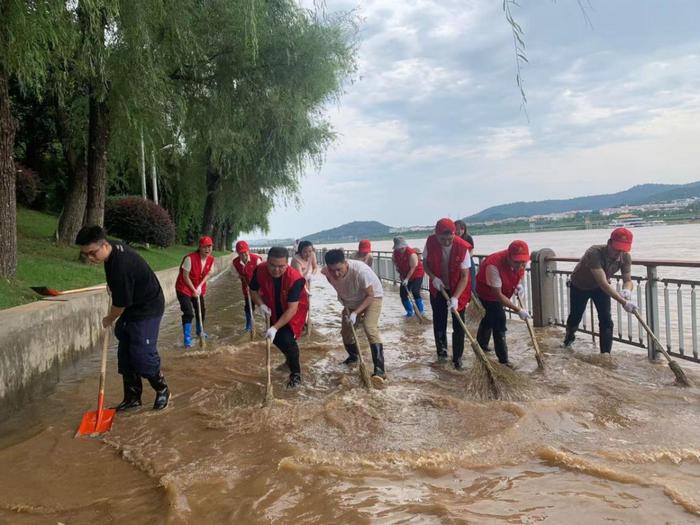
[0,207,228,310]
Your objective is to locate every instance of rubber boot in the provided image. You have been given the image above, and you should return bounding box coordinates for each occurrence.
[115,372,142,411]
[244,309,253,332]
[414,297,425,315]
[434,331,448,361]
[182,322,193,348]
[287,373,302,388]
[147,373,170,410]
[343,343,359,365]
[493,331,509,365]
[401,298,414,318]
[476,320,492,353]
[563,326,576,348]
[370,343,386,378]
[195,322,208,339]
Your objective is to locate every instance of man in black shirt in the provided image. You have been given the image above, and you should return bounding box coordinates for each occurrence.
[249,247,309,388]
[76,226,170,410]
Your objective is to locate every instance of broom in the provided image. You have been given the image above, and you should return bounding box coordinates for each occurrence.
[516,295,545,370]
[344,308,373,390]
[634,310,691,387]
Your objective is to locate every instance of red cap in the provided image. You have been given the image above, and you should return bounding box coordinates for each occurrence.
[435,218,456,234]
[235,240,249,254]
[199,235,213,247]
[610,228,633,252]
[358,239,371,253]
[508,240,530,262]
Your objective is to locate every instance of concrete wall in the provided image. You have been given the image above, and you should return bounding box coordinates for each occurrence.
[0,254,233,411]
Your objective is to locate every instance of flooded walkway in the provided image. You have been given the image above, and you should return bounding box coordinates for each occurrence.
[1,270,699,524]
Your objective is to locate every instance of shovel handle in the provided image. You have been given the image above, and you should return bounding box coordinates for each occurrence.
[96,329,110,426]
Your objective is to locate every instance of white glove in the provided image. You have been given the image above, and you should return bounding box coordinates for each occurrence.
[432,277,445,291]
[449,297,459,311]
[195,284,203,295]
[347,311,357,325]
[518,308,531,320]
[623,300,638,313]
[621,289,632,301]
[265,326,277,340]
[515,284,525,297]
[401,279,409,287]
[258,304,272,318]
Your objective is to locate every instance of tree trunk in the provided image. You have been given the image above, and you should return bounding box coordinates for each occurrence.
[85,93,110,226]
[201,160,221,236]
[55,100,88,244]
[0,67,17,278]
[56,165,88,244]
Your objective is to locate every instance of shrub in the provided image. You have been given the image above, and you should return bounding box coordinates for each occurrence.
[15,163,40,206]
[105,196,176,247]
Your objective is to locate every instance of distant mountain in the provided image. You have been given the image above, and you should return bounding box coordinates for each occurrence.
[465,182,699,222]
[302,220,394,243]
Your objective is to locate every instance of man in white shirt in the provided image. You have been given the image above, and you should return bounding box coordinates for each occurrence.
[322,249,386,378]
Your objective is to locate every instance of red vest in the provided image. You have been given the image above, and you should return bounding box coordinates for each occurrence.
[476,250,524,302]
[425,235,472,310]
[233,253,262,296]
[255,264,309,339]
[393,247,425,280]
[175,252,215,297]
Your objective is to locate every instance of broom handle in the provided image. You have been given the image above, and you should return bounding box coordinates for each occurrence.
[439,289,478,345]
[345,308,372,389]
[245,284,256,338]
[516,295,543,359]
[196,295,205,347]
[634,310,674,363]
[401,281,424,323]
[265,316,272,394]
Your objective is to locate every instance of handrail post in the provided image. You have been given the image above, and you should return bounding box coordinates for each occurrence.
[645,265,660,361]
[531,248,556,328]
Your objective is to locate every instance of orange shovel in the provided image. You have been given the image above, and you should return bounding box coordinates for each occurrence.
[76,330,116,436]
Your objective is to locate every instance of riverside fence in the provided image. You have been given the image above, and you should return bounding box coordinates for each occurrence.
[306,248,700,364]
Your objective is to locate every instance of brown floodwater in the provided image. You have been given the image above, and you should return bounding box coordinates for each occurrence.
[1,269,700,524]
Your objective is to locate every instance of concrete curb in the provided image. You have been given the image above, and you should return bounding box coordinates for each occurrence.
[0,253,234,410]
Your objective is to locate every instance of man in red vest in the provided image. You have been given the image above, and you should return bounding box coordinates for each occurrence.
[232,240,262,332]
[392,236,425,317]
[250,246,309,388]
[422,218,473,369]
[175,236,215,348]
[475,240,531,367]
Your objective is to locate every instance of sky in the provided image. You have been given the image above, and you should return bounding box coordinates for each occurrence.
[256,0,700,239]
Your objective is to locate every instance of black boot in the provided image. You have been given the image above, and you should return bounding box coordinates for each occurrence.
[434,331,448,361]
[563,326,576,348]
[494,331,510,365]
[147,373,170,410]
[115,372,142,411]
[287,373,302,388]
[370,343,386,378]
[599,323,613,354]
[476,320,493,353]
[343,343,359,365]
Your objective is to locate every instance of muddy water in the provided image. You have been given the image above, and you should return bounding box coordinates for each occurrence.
[1,270,700,524]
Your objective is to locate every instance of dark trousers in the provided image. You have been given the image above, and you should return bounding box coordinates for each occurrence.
[476,299,509,364]
[177,292,205,325]
[272,325,301,376]
[430,291,465,363]
[115,316,162,377]
[566,283,614,353]
[399,277,422,302]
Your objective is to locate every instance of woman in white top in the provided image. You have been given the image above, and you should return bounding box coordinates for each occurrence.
[291,240,318,289]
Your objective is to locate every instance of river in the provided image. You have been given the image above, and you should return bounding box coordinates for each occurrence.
[1,224,700,523]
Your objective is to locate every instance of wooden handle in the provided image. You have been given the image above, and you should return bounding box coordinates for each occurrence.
[96,329,110,425]
[439,289,477,345]
[634,310,673,363]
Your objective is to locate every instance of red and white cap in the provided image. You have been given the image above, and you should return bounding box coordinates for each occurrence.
[610,228,633,252]
[508,240,530,262]
[235,240,250,254]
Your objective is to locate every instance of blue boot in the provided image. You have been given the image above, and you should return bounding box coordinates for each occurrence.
[244,309,253,332]
[183,322,193,348]
[401,298,414,318]
[196,322,208,339]
[415,297,425,315]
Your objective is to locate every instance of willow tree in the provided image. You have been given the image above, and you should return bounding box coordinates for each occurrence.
[173,0,356,243]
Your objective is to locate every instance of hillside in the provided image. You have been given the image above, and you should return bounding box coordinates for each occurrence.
[302,221,394,243]
[466,183,685,222]
[630,181,700,205]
